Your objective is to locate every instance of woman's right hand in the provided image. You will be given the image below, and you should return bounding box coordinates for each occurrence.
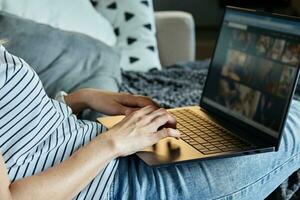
[104,106,181,157]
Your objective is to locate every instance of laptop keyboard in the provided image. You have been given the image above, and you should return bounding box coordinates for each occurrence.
[170,109,253,155]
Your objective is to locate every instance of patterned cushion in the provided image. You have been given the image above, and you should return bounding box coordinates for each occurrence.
[93,0,162,72]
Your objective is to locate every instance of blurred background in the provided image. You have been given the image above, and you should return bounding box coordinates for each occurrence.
[153,0,300,59]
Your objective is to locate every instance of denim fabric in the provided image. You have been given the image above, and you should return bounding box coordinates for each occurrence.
[109,100,300,200]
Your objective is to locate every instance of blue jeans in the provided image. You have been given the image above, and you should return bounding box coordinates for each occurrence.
[108,101,300,200]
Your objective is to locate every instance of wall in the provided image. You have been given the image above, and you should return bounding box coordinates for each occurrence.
[153,0,222,27]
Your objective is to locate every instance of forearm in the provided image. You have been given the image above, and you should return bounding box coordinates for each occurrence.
[64,88,160,117]
[9,133,119,200]
[64,89,89,114]
[64,89,105,115]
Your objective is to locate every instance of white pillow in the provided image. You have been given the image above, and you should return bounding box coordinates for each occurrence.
[95,0,162,71]
[0,0,117,46]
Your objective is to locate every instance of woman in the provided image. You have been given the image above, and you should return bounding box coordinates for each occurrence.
[1,43,300,200]
[0,43,179,199]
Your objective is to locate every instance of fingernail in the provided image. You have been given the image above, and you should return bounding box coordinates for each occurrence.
[176,130,181,139]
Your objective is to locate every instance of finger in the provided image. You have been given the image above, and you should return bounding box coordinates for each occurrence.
[137,108,168,127]
[129,105,157,122]
[110,99,156,116]
[154,128,181,141]
[112,104,140,116]
[135,96,160,108]
[156,111,177,129]
[145,111,175,132]
[120,94,160,109]
[163,113,177,129]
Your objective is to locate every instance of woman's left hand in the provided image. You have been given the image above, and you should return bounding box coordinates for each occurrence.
[65,89,160,116]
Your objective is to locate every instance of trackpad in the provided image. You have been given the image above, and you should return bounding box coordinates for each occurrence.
[136,137,203,166]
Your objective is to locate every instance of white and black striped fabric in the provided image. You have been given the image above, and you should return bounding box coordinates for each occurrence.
[0,45,118,200]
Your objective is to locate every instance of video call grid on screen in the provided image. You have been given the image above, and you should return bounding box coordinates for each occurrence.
[203,9,300,138]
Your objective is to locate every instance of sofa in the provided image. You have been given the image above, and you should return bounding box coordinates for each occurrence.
[0,8,196,92]
[155,11,196,66]
[0,2,299,200]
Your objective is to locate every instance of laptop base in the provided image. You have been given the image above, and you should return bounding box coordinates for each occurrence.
[98,106,274,166]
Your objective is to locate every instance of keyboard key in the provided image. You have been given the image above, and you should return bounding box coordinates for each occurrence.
[202,150,223,155]
[189,134,198,139]
[189,141,199,146]
[181,136,189,140]
[208,147,220,151]
[194,137,207,144]
[170,109,253,154]
[193,144,206,150]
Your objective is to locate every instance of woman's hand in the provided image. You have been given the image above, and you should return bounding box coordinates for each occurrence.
[64,89,159,116]
[104,105,180,157]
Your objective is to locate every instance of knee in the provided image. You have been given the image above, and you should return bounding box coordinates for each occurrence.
[280,100,300,156]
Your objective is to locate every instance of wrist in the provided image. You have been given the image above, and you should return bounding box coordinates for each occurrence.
[97,131,121,159]
[64,89,89,114]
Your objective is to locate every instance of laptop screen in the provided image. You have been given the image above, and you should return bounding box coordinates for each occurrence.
[202,8,300,138]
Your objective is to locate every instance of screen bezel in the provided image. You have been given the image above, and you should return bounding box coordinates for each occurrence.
[200,6,300,149]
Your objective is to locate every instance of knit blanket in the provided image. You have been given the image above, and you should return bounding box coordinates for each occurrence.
[120,60,210,108]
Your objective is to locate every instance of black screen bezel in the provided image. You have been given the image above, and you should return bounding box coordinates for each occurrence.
[200,6,300,149]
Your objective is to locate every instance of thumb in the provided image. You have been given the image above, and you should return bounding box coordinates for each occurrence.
[155,128,181,140]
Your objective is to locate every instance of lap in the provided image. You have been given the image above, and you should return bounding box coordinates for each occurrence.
[109,100,300,200]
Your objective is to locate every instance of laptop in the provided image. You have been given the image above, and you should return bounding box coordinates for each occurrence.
[98,6,300,166]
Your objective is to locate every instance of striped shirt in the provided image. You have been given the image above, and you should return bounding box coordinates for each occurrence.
[0,45,118,199]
